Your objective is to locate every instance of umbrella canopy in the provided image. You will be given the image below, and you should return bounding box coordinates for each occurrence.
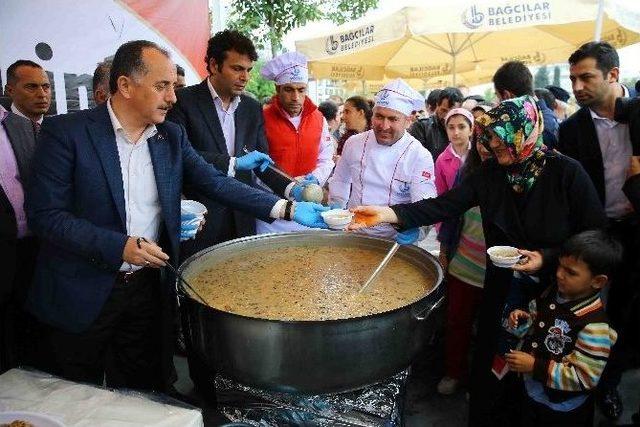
[295,0,640,85]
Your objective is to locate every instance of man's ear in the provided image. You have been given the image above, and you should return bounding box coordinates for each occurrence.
[608,67,620,84]
[591,274,609,290]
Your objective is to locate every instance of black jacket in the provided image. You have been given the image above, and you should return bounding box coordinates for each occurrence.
[408,116,448,161]
[167,80,269,252]
[557,107,608,206]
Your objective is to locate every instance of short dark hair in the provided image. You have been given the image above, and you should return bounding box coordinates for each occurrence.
[93,60,112,92]
[205,29,257,74]
[318,100,338,122]
[568,41,619,77]
[176,64,185,77]
[560,230,623,277]
[437,87,464,106]
[493,61,533,97]
[109,40,169,94]
[6,60,43,85]
[426,89,442,110]
[534,88,557,109]
[346,95,373,128]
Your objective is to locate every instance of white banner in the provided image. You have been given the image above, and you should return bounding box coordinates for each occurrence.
[0,0,210,114]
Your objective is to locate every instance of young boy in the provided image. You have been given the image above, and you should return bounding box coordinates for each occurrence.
[504,230,623,426]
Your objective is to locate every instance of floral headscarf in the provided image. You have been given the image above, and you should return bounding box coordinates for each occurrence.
[474,95,548,193]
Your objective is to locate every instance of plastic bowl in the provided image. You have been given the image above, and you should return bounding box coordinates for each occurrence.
[320,209,354,230]
[181,199,207,219]
[487,245,521,268]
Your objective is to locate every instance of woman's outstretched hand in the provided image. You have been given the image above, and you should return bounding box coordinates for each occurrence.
[347,206,398,231]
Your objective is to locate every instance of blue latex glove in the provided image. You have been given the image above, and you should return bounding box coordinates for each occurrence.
[299,174,319,186]
[396,228,420,245]
[290,183,306,202]
[235,151,274,172]
[180,212,201,241]
[292,202,330,229]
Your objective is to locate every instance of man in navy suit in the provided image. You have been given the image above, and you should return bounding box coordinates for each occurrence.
[25,40,327,391]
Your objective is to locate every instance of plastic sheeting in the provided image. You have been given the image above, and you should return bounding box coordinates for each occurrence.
[0,368,203,426]
[215,369,409,427]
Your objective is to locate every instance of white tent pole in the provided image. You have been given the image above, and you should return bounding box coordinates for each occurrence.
[594,0,605,41]
[452,53,457,86]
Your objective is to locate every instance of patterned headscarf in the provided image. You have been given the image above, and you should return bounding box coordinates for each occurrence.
[474,95,548,193]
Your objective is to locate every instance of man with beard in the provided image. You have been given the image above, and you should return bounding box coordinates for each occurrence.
[408,87,463,161]
[257,51,335,234]
[558,41,638,421]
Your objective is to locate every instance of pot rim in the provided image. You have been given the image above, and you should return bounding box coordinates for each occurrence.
[177,231,444,325]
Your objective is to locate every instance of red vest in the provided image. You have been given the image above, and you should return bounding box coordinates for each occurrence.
[263,96,323,177]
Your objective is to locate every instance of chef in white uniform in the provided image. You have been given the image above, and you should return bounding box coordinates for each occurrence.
[328,79,437,239]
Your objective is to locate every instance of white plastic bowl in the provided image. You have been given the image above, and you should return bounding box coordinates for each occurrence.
[487,245,521,268]
[320,209,354,230]
[181,199,207,219]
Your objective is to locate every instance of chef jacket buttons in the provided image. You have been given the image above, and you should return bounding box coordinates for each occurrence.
[531,342,538,348]
[549,303,556,310]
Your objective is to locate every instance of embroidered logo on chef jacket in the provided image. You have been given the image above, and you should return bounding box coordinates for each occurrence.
[544,319,572,355]
[421,170,432,180]
[394,179,411,195]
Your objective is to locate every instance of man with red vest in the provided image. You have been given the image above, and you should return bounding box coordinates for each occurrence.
[257,52,335,233]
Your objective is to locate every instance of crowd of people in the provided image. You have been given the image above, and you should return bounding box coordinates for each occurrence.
[0,27,638,426]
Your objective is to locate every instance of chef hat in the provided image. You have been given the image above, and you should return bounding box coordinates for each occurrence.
[261,52,309,85]
[374,79,425,116]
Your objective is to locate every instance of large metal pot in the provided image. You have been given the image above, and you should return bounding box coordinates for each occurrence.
[177,231,444,394]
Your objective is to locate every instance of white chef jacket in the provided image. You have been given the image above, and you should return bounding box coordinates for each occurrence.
[328,129,436,239]
[256,112,335,235]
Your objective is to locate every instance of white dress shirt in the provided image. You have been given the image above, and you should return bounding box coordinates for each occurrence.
[107,100,162,271]
[11,103,43,125]
[206,78,240,156]
[589,86,633,219]
[328,129,437,239]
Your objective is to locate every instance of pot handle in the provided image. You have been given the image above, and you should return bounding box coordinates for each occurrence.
[412,295,445,321]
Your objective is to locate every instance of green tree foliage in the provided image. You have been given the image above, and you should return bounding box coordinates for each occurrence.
[534,65,550,88]
[228,0,379,58]
[245,60,275,100]
[553,65,561,86]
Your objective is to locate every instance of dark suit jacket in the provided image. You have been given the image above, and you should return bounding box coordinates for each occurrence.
[25,103,279,333]
[558,107,607,205]
[167,80,269,249]
[0,112,37,303]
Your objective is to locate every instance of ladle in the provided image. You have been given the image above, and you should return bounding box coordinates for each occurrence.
[359,242,400,293]
[164,261,209,306]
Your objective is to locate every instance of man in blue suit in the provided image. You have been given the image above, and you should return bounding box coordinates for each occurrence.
[25,40,327,391]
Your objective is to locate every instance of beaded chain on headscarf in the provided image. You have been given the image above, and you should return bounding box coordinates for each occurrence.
[473,95,548,193]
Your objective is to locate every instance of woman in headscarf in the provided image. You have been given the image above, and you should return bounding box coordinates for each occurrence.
[349,95,607,427]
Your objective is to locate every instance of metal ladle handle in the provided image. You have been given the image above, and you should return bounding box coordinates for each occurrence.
[359,242,400,293]
[165,261,209,307]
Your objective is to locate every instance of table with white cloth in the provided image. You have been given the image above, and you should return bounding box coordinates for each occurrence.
[0,368,203,427]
